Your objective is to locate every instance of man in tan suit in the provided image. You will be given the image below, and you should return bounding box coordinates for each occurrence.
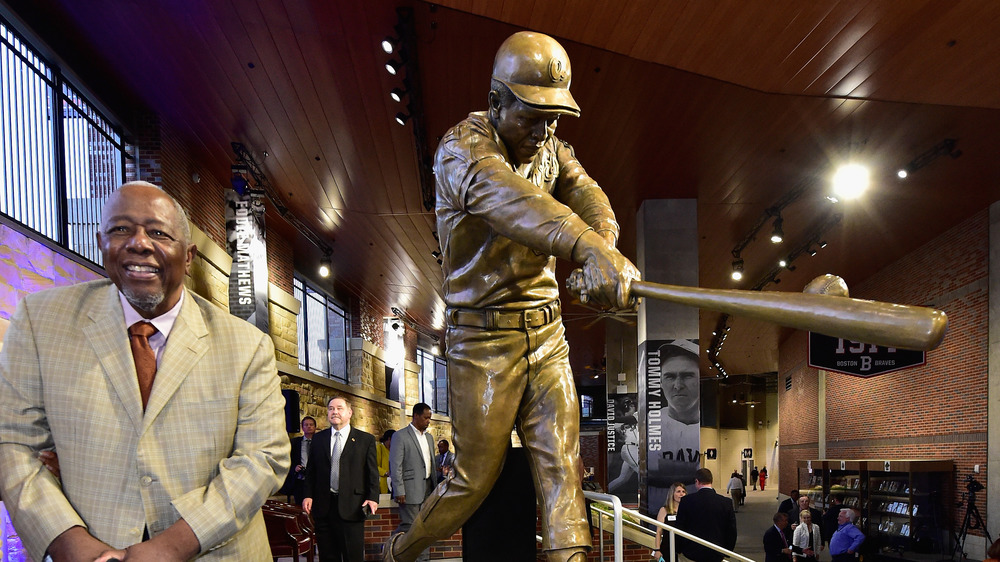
[0,182,290,561]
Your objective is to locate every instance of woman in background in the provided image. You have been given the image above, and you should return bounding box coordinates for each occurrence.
[792,509,823,562]
[652,482,687,562]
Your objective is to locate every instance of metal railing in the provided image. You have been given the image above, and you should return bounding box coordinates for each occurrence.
[585,491,754,562]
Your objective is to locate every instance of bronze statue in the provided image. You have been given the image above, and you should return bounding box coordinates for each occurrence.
[383,31,639,562]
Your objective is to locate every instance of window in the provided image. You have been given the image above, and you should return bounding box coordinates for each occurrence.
[1,14,131,266]
[580,395,594,418]
[294,276,348,382]
[416,348,448,415]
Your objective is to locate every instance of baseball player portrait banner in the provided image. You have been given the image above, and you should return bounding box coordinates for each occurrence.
[606,392,639,503]
[641,338,701,512]
[225,187,269,333]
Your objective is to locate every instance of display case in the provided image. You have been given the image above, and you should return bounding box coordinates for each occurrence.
[797,459,953,559]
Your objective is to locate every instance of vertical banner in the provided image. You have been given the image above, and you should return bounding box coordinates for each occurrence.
[606,392,639,503]
[642,338,700,512]
[225,187,269,333]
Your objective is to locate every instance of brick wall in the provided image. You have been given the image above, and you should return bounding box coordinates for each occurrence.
[0,223,103,320]
[778,208,987,524]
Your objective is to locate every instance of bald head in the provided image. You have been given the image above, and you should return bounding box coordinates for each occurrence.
[102,182,191,245]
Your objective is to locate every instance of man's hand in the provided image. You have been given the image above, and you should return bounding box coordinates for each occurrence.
[302,498,313,514]
[294,464,304,473]
[395,494,406,505]
[363,500,379,515]
[47,526,113,562]
[38,450,60,478]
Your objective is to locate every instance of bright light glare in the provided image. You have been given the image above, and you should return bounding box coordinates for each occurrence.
[832,163,870,200]
[731,270,743,281]
[897,169,908,179]
[318,264,330,278]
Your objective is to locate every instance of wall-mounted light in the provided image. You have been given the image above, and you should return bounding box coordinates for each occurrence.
[731,258,744,281]
[385,59,401,76]
[380,36,398,54]
[390,87,407,103]
[395,112,410,126]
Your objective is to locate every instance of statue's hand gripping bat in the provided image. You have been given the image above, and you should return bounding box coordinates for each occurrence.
[567,272,947,351]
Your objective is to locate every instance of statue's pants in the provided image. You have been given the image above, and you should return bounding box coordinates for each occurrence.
[392,319,590,560]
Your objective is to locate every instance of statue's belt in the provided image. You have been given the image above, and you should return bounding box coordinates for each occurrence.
[447,300,560,330]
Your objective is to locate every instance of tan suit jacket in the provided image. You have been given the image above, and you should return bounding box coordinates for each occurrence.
[0,280,291,560]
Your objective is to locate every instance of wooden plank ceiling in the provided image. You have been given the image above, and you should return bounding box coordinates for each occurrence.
[10,0,1000,384]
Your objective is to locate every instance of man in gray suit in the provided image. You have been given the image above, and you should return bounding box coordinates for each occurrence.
[390,403,436,562]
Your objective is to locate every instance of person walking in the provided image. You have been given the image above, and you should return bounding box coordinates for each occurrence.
[726,471,744,513]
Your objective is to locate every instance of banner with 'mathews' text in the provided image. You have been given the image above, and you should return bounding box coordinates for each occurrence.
[642,338,700,512]
[225,188,269,333]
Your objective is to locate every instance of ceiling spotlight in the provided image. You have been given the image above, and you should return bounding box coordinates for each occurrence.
[431,250,441,259]
[897,169,908,179]
[832,163,870,200]
[381,36,398,54]
[808,247,818,257]
[390,88,407,103]
[385,59,401,76]
[318,255,332,278]
[770,216,784,244]
[819,240,828,249]
[395,112,410,126]
[778,258,787,268]
[731,258,744,281]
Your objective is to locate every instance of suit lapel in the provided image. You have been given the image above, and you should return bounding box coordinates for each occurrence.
[84,285,144,432]
[408,428,427,473]
[143,292,208,430]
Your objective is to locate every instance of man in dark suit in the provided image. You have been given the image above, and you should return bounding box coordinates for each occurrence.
[303,396,379,562]
[674,468,737,562]
[778,489,800,515]
[435,439,455,483]
[763,512,793,562]
[282,416,317,505]
[390,403,436,562]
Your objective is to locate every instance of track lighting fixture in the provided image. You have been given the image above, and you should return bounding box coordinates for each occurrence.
[778,258,787,268]
[770,216,784,243]
[380,36,398,54]
[385,59,401,76]
[395,112,410,126]
[831,163,870,200]
[731,258,744,281]
[318,254,332,278]
[390,87,407,103]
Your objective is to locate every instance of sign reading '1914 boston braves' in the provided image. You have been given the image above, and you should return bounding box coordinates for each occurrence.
[808,332,925,377]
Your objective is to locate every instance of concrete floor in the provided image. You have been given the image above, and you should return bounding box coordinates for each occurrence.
[733,487,793,562]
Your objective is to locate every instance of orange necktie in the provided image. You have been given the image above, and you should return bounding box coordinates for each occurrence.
[128,322,158,409]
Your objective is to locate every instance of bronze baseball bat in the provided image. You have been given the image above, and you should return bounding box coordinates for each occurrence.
[628,280,947,351]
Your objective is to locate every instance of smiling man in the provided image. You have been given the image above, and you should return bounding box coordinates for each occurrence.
[383,31,640,562]
[0,181,290,561]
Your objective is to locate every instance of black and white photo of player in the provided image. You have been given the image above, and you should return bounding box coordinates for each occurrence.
[606,393,639,502]
[643,339,700,512]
